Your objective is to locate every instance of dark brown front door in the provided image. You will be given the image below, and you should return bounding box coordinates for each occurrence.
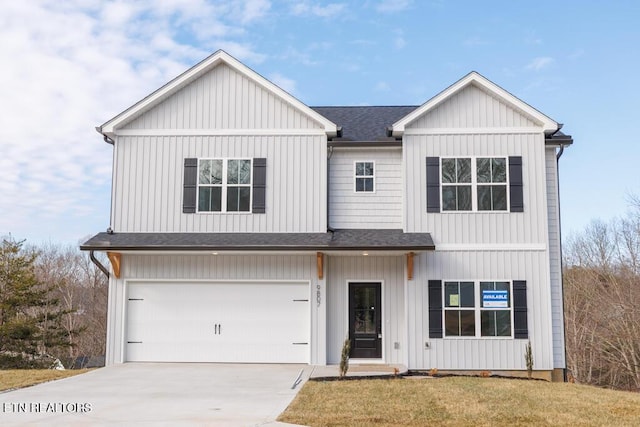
[349,282,382,358]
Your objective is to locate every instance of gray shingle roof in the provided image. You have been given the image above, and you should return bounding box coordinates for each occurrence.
[81,229,435,252]
[311,106,418,142]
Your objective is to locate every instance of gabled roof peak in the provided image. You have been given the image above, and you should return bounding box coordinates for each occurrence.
[98,50,338,138]
[391,71,558,136]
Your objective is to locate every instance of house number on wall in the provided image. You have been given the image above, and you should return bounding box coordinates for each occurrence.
[316,284,321,307]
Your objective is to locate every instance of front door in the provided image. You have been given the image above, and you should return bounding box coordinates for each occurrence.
[348,282,382,358]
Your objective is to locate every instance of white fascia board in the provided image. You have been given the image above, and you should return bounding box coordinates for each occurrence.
[98,50,338,138]
[114,128,328,137]
[391,71,558,137]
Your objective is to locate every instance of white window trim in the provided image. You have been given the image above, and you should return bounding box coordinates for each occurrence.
[196,158,253,213]
[354,161,376,193]
[440,156,510,212]
[442,280,514,339]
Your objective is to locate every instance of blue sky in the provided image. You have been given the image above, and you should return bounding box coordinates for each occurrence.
[1,0,638,245]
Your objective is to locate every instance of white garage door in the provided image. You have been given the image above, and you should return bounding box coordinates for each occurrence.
[126,282,309,363]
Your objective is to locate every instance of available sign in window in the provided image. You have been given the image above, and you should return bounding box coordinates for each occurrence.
[482,290,509,308]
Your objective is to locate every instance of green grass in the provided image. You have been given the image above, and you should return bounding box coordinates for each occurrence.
[0,369,90,391]
[279,376,640,426]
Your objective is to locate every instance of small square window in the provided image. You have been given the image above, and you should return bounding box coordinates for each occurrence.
[355,161,375,192]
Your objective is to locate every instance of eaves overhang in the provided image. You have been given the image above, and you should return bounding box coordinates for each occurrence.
[80,230,436,252]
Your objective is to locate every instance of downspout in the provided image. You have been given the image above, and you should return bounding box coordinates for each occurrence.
[90,250,110,279]
[97,128,116,235]
[556,142,567,382]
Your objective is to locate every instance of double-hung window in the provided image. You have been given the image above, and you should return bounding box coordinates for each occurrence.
[441,157,508,211]
[442,158,472,210]
[444,281,475,336]
[480,281,511,336]
[198,159,252,212]
[355,161,375,192]
[476,158,507,210]
[443,281,512,337]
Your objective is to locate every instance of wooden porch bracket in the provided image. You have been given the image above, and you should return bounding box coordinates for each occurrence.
[317,252,324,279]
[107,252,122,279]
[406,252,414,280]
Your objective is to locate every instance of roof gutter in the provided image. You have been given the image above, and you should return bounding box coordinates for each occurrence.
[96,127,114,145]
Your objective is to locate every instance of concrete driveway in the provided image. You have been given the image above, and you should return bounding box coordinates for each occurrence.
[0,363,309,426]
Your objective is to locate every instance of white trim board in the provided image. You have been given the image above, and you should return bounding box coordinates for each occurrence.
[114,128,328,137]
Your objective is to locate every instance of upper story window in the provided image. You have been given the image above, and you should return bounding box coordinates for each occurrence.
[355,161,375,192]
[444,280,512,338]
[441,157,508,211]
[198,159,252,212]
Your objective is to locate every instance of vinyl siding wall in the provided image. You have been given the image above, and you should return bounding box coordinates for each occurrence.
[111,135,327,232]
[407,250,554,370]
[404,133,549,245]
[122,64,323,130]
[403,85,556,371]
[326,255,406,365]
[328,148,403,229]
[105,254,325,365]
[545,147,566,368]
[409,84,538,129]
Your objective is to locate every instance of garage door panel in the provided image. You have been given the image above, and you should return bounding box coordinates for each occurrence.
[126,282,309,363]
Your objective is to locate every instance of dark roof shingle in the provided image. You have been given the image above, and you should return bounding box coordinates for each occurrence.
[81,229,435,252]
[311,106,417,142]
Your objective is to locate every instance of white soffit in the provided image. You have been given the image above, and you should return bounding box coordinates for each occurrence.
[98,50,338,138]
[391,71,558,136]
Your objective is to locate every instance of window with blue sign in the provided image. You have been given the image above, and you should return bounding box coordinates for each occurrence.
[443,281,512,338]
[480,281,511,337]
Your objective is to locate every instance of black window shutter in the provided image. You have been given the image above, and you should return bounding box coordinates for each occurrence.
[513,280,528,339]
[428,280,443,338]
[426,157,440,213]
[509,156,524,212]
[183,158,198,214]
[252,158,266,214]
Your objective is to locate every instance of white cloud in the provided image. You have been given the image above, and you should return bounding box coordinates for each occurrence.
[376,0,412,13]
[291,2,346,18]
[374,81,390,92]
[238,0,271,24]
[269,73,298,95]
[525,57,554,71]
[0,1,270,243]
[394,29,406,49]
[463,36,489,47]
[569,49,585,60]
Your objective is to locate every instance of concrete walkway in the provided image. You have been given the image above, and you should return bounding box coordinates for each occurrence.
[0,363,310,426]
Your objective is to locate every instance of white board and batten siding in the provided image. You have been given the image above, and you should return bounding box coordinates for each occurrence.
[111,62,329,234]
[402,83,559,371]
[122,63,324,131]
[329,148,403,229]
[112,135,326,233]
[407,250,555,370]
[325,255,406,365]
[105,254,326,365]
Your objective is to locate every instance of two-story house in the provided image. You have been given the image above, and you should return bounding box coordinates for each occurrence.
[82,50,572,381]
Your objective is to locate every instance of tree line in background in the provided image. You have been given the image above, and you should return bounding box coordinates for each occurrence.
[0,199,638,390]
[0,238,107,369]
[564,195,640,391]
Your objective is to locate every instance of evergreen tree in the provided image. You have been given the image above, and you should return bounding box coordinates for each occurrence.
[0,238,73,368]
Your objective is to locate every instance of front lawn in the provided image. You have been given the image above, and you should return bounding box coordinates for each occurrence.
[0,369,90,392]
[279,376,640,426]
